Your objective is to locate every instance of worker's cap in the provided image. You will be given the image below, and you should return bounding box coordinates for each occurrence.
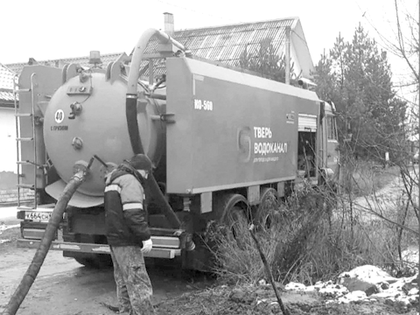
[128,154,153,171]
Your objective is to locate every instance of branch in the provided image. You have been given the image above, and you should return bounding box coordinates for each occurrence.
[394,0,419,80]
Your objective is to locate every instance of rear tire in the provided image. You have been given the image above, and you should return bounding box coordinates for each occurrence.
[219,194,250,242]
[255,188,280,229]
[72,253,113,269]
[62,233,112,269]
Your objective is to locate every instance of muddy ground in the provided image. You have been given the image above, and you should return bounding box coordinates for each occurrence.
[0,225,418,315]
[0,226,213,315]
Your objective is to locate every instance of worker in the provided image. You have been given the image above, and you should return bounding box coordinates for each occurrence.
[104,154,155,315]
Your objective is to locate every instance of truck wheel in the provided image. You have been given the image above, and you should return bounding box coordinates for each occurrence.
[220,194,250,240]
[256,188,280,229]
[72,253,113,269]
[62,232,112,268]
[200,194,250,269]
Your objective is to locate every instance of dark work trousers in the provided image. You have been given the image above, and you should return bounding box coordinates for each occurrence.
[110,246,155,315]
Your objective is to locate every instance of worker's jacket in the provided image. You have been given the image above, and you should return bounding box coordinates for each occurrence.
[104,163,151,247]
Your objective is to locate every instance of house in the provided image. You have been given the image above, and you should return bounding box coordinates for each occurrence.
[7,16,314,80]
[0,63,17,172]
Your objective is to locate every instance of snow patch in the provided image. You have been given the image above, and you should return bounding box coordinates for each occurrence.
[402,247,419,265]
[338,265,397,284]
[0,223,19,234]
[283,264,419,308]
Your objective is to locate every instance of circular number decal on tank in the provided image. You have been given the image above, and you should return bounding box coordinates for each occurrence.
[54,109,65,124]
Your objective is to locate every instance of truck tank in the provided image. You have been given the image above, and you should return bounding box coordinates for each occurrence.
[42,56,322,205]
[43,68,165,206]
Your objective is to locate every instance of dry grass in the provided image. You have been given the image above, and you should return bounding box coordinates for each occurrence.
[209,186,330,285]
[210,162,417,286]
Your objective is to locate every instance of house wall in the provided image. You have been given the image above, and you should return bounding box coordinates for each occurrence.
[0,188,33,204]
[290,45,303,79]
[290,21,315,79]
[0,107,17,172]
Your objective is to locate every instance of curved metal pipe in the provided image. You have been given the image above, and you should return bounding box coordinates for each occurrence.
[126,28,187,154]
[127,28,186,94]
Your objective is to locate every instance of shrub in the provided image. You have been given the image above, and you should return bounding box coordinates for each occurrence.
[209,185,329,285]
[210,167,415,285]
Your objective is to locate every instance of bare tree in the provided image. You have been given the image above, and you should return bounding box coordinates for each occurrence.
[357,0,420,279]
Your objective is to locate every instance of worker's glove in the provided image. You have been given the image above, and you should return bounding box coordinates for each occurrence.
[141,239,153,254]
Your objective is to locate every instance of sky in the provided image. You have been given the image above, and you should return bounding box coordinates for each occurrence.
[0,0,417,97]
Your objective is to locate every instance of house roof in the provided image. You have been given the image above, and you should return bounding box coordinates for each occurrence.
[172,17,304,66]
[0,64,15,107]
[6,17,314,79]
[6,54,122,75]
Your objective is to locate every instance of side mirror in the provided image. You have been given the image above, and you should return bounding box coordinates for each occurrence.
[320,102,325,121]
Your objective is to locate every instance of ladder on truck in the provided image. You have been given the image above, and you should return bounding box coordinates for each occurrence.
[14,73,40,208]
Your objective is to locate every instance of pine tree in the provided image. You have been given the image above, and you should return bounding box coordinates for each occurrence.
[238,41,296,84]
[313,24,407,162]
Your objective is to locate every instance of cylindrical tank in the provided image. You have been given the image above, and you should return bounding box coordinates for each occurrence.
[43,70,165,197]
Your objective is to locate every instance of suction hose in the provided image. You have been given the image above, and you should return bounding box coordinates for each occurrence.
[125,27,185,158]
[2,171,86,315]
[125,29,194,251]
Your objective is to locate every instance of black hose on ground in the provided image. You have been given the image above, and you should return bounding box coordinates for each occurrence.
[2,171,86,315]
[249,224,290,315]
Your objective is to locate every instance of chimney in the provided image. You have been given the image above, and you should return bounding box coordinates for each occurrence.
[28,57,37,65]
[164,12,174,36]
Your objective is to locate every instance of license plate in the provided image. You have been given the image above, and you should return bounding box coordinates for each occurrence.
[25,211,52,222]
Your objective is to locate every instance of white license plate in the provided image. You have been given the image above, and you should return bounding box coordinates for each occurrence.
[25,211,52,222]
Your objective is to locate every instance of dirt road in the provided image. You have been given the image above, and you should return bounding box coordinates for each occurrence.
[0,226,211,315]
